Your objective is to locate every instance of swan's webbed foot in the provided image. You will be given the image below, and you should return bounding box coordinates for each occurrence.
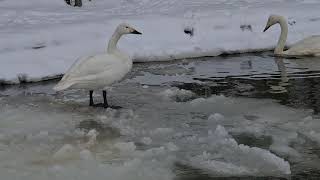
[92,103,109,108]
[108,105,122,109]
[91,103,121,109]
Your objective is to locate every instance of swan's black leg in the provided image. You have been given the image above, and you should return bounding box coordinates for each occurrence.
[89,90,94,106]
[103,90,109,108]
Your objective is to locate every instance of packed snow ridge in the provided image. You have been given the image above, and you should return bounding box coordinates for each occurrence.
[1,0,320,83]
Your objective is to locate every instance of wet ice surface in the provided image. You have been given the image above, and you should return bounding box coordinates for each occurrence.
[1,53,320,179]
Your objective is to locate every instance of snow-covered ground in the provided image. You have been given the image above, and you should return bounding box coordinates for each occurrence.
[1,0,320,83]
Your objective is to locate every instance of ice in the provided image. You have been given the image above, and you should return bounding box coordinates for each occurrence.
[140,137,153,145]
[1,1,320,83]
[208,113,225,122]
[187,95,320,163]
[307,131,320,144]
[79,149,94,160]
[151,128,174,136]
[82,129,99,148]
[165,142,180,152]
[53,144,77,161]
[2,62,320,178]
[160,88,195,102]
[189,125,291,176]
[190,97,206,106]
[114,142,137,153]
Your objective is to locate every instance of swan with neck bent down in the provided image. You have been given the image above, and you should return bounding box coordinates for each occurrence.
[263,14,320,57]
[54,23,142,108]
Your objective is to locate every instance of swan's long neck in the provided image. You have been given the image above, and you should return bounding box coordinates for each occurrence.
[275,17,288,55]
[107,31,122,53]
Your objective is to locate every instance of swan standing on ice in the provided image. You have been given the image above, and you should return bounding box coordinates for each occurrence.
[263,14,320,57]
[54,23,142,108]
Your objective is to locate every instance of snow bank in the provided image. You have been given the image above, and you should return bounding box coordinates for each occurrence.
[1,0,320,83]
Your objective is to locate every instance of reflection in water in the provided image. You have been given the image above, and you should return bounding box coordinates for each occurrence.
[270,57,289,93]
[174,55,320,114]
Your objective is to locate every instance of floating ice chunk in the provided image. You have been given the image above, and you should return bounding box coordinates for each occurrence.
[87,129,98,138]
[165,142,179,152]
[208,113,225,122]
[53,144,77,160]
[80,149,94,160]
[152,128,174,136]
[114,142,136,153]
[308,131,320,144]
[139,146,167,158]
[270,144,300,159]
[81,129,99,149]
[48,165,64,173]
[142,85,149,89]
[141,137,152,145]
[211,125,230,138]
[190,125,291,176]
[160,88,195,102]
[303,116,313,121]
[191,153,251,175]
[73,129,86,138]
[97,115,109,121]
[190,98,206,106]
[270,131,299,160]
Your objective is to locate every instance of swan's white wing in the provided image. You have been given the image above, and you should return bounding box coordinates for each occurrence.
[60,55,92,82]
[55,53,127,91]
[287,35,320,56]
[62,53,120,81]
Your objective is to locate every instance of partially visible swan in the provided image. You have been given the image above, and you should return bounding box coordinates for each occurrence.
[263,15,320,57]
[54,23,142,108]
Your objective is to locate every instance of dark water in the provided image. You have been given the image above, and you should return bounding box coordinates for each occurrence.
[171,53,320,115]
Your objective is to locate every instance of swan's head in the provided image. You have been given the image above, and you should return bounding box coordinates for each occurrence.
[263,15,285,32]
[116,23,142,35]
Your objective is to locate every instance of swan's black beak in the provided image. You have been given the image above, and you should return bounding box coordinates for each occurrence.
[131,30,142,35]
[263,26,270,32]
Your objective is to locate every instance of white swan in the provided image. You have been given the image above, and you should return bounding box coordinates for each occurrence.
[54,23,142,108]
[263,15,320,57]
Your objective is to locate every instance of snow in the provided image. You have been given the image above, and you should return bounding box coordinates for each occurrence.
[1,0,320,83]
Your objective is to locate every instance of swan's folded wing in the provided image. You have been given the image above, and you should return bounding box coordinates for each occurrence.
[61,53,120,82]
[288,36,320,55]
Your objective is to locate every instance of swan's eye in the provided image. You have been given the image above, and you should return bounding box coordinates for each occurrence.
[125,26,129,29]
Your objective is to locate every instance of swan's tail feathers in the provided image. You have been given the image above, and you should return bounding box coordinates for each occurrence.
[53,80,73,91]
